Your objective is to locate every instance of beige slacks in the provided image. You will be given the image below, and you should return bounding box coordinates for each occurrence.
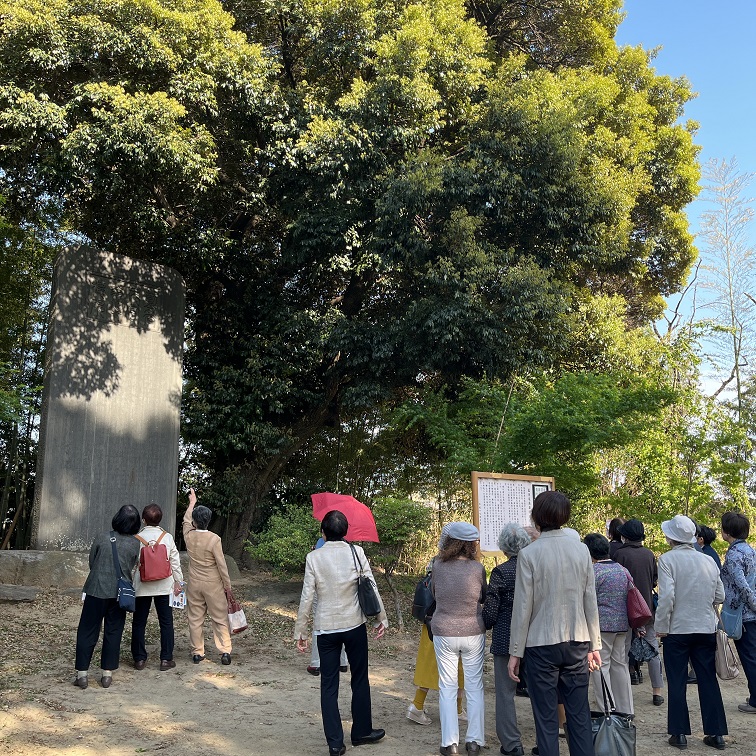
[187,579,232,655]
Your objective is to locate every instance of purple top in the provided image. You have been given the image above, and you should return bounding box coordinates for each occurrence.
[593,560,631,632]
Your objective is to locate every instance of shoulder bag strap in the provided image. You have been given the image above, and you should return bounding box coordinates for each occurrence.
[155,530,168,546]
[348,543,364,576]
[134,534,149,547]
[110,531,124,579]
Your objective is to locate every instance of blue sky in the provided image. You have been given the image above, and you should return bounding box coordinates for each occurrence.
[616,0,756,177]
[616,1,756,387]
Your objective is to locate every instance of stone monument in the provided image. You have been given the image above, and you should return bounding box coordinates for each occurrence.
[32,246,184,550]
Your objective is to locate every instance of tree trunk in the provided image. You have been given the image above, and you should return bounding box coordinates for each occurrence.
[383,565,404,631]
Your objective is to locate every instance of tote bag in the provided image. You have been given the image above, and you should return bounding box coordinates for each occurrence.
[591,671,636,756]
[715,606,740,679]
[226,590,248,634]
[349,543,382,617]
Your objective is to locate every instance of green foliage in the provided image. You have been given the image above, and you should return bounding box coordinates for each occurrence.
[245,501,321,572]
[0,0,703,555]
[365,495,433,574]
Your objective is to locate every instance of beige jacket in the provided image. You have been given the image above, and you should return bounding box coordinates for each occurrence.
[294,541,388,639]
[655,544,725,635]
[133,525,183,597]
[182,504,232,589]
[509,528,601,657]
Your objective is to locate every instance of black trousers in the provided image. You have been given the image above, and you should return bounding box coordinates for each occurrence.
[735,621,756,707]
[525,641,594,756]
[318,624,372,750]
[131,594,175,662]
[662,633,728,736]
[75,595,127,671]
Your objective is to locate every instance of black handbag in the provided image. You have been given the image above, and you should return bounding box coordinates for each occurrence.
[349,543,382,617]
[110,531,136,612]
[590,670,636,756]
[412,570,434,622]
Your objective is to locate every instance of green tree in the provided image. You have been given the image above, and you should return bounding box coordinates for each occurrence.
[0,0,701,555]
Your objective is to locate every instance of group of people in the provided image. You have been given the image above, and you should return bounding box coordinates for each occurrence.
[73,490,235,689]
[294,494,756,756]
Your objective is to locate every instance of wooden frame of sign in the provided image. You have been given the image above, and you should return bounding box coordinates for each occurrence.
[472,471,555,557]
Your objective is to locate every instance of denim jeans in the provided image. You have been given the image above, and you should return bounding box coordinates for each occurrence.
[433,633,485,747]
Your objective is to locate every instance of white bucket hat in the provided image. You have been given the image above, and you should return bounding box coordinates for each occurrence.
[661,514,697,544]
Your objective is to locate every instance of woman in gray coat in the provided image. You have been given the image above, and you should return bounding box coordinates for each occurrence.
[73,505,141,689]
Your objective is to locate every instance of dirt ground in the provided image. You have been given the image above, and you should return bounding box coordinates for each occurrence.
[1,572,754,756]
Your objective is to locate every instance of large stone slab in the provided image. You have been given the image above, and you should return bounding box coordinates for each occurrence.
[0,550,240,590]
[32,246,185,550]
[0,584,41,602]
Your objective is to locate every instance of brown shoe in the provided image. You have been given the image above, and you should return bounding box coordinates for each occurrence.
[100,676,112,688]
[160,659,176,671]
[134,659,146,670]
[72,676,88,690]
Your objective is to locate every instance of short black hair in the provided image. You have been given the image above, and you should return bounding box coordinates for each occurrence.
[142,503,163,526]
[722,511,749,540]
[583,532,610,560]
[321,510,348,541]
[531,491,571,531]
[112,505,140,535]
[699,525,717,546]
[192,505,212,530]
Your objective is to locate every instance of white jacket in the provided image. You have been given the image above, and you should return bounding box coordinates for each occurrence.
[294,541,388,639]
[133,525,183,597]
[655,544,724,635]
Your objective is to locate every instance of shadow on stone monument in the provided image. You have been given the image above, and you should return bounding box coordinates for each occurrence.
[31,245,185,552]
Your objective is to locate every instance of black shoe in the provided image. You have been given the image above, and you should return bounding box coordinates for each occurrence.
[339,665,348,672]
[329,747,346,756]
[501,747,525,756]
[440,747,459,756]
[73,676,88,690]
[515,686,529,698]
[192,654,205,664]
[637,668,643,683]
[221,653,231,665]
[465,743,481,756]
[668,735,688,750]
[703,736,726,750]
[133,659,146,670]
[307,665,320,676]
[653,694,665,706]
[531,748,539,756]
[686,675,697,684]
[630,671,639,685]
[352,729,385,746]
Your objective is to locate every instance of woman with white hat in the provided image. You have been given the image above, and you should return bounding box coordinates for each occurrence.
[656,514,728,751]
[431,521,487,756]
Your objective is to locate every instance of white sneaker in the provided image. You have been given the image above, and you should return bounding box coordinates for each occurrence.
[458,709,468,722]
[407,703,432,725]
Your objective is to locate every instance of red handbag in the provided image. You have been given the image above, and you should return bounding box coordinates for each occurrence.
[626,577,652,628]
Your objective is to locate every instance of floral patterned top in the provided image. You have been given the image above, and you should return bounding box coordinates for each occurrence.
[593,560,632,633]
[721,539,756,623]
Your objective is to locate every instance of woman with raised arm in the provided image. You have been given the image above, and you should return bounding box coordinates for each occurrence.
[183,488,233,665]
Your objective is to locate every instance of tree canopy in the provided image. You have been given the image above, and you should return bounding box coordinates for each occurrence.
[0,0,702,555]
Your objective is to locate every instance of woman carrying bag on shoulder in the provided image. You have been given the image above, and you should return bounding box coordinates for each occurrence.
[73,505,141,689]
[720,511,756,713]
[294,509,388,756]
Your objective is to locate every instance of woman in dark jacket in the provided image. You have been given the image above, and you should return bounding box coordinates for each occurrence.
[483,523,532,756]
[73,505,141,689]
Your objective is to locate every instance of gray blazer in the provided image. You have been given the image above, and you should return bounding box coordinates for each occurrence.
[294,541,388,639]
[509,528,601,657]
[82,531,140,599]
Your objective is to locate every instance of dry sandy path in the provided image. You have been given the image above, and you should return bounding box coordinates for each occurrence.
[1,573,754,755]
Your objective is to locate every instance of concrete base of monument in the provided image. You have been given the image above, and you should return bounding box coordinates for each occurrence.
[0,549,241,592]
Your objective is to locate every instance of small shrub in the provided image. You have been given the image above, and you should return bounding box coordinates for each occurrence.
[246,502,320,571]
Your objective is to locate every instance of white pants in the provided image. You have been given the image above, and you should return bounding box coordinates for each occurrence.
[433,634,485,747]
[592,631,633,715]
